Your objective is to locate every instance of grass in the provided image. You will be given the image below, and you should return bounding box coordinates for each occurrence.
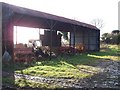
[15,78,62,89]
[15,54,99,79]
[2,77,14,86]
[88,44,120,61]
[15,44,119,79]
[3,44,119,88]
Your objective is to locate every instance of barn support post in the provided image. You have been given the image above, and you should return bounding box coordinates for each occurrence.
[97,30,100,51]
[88,30,90,51]
[50,27,52,60]
[4,21,15,85]
[69,32,72,46]
[82,30,85,51]
[7,22,14,60]
[70,24,76,54]
[2,3,15,86]
[42,18,56,60]
[73,25,76,55]
[39,28,40,41]
[48,20,57,60]
[15,26,17,45]
[0,2,2,89]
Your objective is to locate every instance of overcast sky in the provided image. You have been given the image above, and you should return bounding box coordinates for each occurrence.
[1,0,119,43]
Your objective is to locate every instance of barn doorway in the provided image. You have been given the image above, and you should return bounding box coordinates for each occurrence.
[13,26,44,62]
[13,26,44,47]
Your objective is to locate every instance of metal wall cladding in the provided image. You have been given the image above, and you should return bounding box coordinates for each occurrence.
[40,30,61,47]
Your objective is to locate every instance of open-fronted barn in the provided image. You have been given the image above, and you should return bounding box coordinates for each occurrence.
[0,2,100,60]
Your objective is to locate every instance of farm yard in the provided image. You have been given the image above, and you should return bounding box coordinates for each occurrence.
[1,3,101,89]
[1,2,120,90]
[2,44,120,89]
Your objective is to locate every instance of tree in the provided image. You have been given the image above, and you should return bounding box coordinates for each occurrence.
[91,18,104,29]
[112,30,120,34]
[111,30,120,44]
[101,30,120,44]
[101,33,111,44]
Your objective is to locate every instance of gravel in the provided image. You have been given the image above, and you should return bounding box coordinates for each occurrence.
[15,59,120,89]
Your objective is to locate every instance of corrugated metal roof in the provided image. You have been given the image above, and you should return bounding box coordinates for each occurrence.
[2,2,99,30]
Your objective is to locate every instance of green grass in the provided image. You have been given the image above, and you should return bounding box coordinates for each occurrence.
[15,44,119,80]
[2,44,117,88]
[2,77,14,86]
[88,44,120,61]
[15,53,101,79]
[15,59,93,79]
[15,78,62,89]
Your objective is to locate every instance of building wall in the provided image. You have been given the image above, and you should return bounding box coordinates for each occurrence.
[70,29,100,51]
[40,30,61,47]
[70,30,83,45]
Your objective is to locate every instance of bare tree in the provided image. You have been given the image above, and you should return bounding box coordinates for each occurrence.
[91,18,104,29]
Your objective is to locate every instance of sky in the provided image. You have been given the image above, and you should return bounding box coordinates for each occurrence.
[0,0,119,44]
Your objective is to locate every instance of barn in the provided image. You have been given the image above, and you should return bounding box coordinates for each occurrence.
[0,2,100,60]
